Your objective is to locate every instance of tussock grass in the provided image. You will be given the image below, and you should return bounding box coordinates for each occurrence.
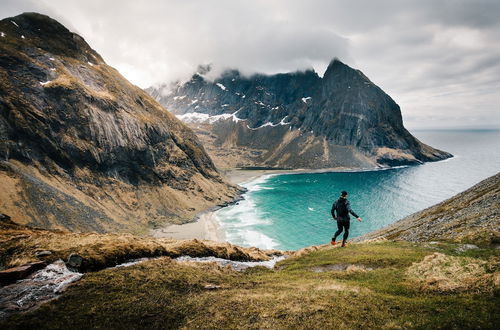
[406,252,499,293]
[1,241,498,329]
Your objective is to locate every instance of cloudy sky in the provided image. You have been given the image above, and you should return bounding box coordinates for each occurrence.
[2,0,500,129]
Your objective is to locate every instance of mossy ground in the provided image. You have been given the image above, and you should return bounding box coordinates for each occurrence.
[2,241,498,329]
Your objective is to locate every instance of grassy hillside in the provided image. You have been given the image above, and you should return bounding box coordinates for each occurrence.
[1,239,498,329]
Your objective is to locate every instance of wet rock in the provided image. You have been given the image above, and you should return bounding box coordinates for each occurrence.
[0,214,11,222]
[66,253,83,269]
[0,260,82,319]
[0,261,46,285]
[35,250,52,257]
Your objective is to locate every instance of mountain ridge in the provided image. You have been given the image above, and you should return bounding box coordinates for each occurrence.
[0,12,240,232]
[148,59,452,169]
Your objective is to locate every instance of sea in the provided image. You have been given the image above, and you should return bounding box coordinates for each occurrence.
[214,130,500,251]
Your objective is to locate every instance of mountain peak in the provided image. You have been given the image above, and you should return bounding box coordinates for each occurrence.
[1,12,103,63]
[323,58,354,77]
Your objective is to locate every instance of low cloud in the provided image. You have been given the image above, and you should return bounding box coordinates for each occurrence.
[2,0,499,128]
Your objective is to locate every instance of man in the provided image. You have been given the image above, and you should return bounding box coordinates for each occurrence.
[331,191,362,247]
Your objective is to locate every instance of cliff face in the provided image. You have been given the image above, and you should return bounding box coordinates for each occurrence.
[356,172,500,243]
[0,13,240,233]
[148,61,451,169]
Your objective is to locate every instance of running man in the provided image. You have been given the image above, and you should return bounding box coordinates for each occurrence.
[331,191,362,247]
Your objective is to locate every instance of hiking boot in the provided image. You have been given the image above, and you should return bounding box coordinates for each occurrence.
[341,240,347,247]
[331,240,336,246]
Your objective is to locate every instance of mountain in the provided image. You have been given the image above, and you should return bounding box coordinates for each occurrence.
[356,172,500,243]
[148,61,452,169]
[0,13,240,233]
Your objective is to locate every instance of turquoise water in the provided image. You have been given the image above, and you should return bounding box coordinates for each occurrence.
[215,130,500,250]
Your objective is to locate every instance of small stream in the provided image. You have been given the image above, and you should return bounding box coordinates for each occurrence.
[0,260,82,319]
[0,255,285,319]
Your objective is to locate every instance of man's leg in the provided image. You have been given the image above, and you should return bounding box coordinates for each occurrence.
[341,221,350,247]
[332,221,344,245]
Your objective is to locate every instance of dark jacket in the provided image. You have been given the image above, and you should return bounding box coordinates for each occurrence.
[331,198,359,221]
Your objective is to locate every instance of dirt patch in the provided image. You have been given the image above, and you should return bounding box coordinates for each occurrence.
[311,263,375,273]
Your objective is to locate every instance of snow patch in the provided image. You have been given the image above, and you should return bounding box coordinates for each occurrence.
[176,110,244,124]
[21,35,25,39]
[173,95,186,100]
[49,57,55,61]
[247,116,291,130]
[0,32,5,37]
[40,81,52,86]
[87,61,93,66]
[216,83,227,91]
[190,99,198,105]
[301,97,312,103]
[279,116,291,125]
[10,20,19,28]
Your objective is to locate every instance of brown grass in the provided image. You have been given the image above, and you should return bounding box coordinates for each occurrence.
[0,220,283,272]
[406,252,500,293]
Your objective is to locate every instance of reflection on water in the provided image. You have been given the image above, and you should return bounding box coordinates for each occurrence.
[216,130,500,250]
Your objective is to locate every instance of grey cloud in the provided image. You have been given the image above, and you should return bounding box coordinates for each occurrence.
[1,0,499,129]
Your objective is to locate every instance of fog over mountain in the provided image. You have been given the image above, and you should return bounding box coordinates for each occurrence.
[2,0,500,129]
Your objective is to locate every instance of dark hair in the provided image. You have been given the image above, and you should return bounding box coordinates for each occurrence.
[341,191,348,197]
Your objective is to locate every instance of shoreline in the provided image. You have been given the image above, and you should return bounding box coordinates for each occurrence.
[151,209,226,242]
[149,164,406,242]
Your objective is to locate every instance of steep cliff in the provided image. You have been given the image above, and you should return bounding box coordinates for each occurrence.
[149,61,452,169]
[0,13,240,233]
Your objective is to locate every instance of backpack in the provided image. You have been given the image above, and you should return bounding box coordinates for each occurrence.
[336,199,348,218]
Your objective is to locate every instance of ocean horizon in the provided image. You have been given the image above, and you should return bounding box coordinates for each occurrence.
[214,129,500,250]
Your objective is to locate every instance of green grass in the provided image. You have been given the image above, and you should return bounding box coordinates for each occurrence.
[2,241,498,329]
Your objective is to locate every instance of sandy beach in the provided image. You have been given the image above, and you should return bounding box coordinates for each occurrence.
[151,167,353,241]
[149,169,274,241]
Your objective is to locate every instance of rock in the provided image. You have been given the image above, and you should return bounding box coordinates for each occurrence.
[0,12,240,233]
[148,60,452,169]
[0,261,46,285]
[66,253,84,269]
[35,250,52,257]
[0,214,11,222]
[203,284,222,290]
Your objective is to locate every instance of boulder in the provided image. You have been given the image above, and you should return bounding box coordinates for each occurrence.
[35,250,53,257]
[0,261,46,285]
[66,253,84,269]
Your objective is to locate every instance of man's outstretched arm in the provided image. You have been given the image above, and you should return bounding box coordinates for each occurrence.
[347,201,362,221]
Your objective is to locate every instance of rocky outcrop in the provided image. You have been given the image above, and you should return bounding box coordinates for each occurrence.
[0,214,286,272]
[0,13,241,232]
[148,61,452,169]
[356,172,500,243]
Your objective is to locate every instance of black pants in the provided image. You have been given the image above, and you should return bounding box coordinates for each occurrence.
[333,220,350,241]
